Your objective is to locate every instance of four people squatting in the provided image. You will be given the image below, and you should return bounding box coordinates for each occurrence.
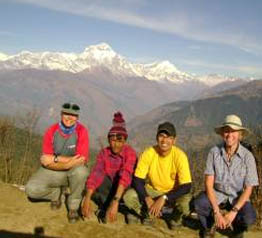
[25,102,259,238]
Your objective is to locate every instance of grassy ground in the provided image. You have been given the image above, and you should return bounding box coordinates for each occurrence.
[0,182,261,238]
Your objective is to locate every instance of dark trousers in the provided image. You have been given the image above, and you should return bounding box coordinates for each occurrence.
[92,175,119,211]
[194,192,256,232]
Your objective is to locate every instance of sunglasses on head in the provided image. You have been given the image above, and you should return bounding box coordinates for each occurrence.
[62,103,80,111]
[109,134,125,142]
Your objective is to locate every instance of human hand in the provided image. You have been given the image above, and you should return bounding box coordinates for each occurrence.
[224,211,237,228]
[149,196,165,218]
[145,196,154,210]
[106,200,119,223]
[81,197,93,219]
[214,212,228,230]
[40,155,54,167]
[71,155,85,167]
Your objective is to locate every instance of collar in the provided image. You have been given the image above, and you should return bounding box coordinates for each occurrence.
[59,121,77,135]
[235,143,246,158]
[220,142,244,161]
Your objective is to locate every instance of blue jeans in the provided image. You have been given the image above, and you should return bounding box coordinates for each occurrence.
[194,192,256,232]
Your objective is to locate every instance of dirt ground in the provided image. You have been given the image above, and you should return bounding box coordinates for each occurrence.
[0,182,261,238]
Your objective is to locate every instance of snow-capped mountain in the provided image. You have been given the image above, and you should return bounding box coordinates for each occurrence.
[0,43,137,76]
[133,60,194,83]
[0,42,256,143]
[0,52,8,61]
[0,42,246,86]
[196,74,251,87]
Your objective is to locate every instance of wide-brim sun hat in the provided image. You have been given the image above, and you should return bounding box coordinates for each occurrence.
[214,114,250,136]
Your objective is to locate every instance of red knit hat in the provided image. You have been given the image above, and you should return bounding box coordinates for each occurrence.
[108,111,128,139]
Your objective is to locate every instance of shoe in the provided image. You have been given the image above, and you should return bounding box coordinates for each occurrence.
[141,212,155,226]
[166,219,183,230]
[228,232,244,238]
[50,187,65,210]
[126,213,140,224]
[182,215,201,230]
[142,217,155,226]
[140,208,155,226]
[199,227,216,238]
[67,210,79,224]
[95,209,107,224]
[161,207,182,230]
[50,200,62,210]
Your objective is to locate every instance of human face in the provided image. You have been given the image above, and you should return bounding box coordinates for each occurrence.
[61,113,78,128]
[157,132,175,156]
[108,134,126,155]
[221,127,242,148]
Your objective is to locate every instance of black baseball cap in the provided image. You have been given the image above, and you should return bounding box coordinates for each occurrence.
[157,122,176,137]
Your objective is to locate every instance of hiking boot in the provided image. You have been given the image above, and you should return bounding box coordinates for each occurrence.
[50,200,62,210]
[182,215,201,230]
[95,209,107,224]
[126,213,140,225]
[161,207,183,230]
[199,228,216,238]
[67,210,79,224]
[166,219,183,230]
[50,187,67,210]
[141,213,155,226]
[141,207,155,226]
[142,217,155,226]
[228,232,244,238]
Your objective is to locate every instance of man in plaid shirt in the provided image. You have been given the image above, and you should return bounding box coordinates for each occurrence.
[82,112,137,223]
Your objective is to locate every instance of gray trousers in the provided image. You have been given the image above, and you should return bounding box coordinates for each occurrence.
[25,165,89,210]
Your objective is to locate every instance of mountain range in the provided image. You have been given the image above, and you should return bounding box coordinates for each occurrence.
[128,80,262,151]
[0,43,256,147]
[0,43,252,87]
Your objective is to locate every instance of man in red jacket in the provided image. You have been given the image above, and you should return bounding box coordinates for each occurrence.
[82,112,136,223]
[26,102,89,223]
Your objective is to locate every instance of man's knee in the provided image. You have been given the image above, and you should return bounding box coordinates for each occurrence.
[175,193,192,214]
[239,202,257,226]
[25,181,44,199]
[70,166,89,182]
[123,188,139,208]
[244,213,256,226]
[193,192,212,216]
[176,193,191,204]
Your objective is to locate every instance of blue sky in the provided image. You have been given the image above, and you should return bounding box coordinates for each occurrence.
[1,0,262,77]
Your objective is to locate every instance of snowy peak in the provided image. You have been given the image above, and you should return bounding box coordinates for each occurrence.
[134,60,194,83]
[151,60,180,73]
[0,43,192,81]
[196,74,252,87]
[80,42,117,61]
[0,43,253,86]
[0,52,8,61]
[87,42,112,50]
[4,50,78,72]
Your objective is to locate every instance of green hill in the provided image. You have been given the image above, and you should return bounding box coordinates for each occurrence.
[128,80,262,151]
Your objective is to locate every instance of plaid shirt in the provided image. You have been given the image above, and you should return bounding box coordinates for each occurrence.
[87,144,137,190]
